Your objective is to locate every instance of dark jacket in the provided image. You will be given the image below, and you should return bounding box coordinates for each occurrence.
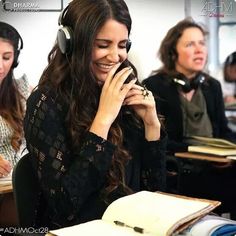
[143,72,236,153]
[24,86,167,229]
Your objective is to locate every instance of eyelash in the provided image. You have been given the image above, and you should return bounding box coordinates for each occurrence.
[97,45,126,49]
[186,41,206,47]
[186,42,193,47]
[3,57,11,61]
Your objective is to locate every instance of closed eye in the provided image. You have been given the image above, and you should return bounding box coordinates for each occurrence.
[3,56,12,61]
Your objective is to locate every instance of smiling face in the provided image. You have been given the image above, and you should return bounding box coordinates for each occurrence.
[175,27,207,78]
[91,19,129,83]
[0,38,14,85]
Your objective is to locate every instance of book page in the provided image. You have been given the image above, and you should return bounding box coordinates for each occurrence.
[102,191,220,236]
[188,145,236,156]
[49,219,149,236]
[225,101,236,109]
[227,156,236,160]
[189,136,236,148]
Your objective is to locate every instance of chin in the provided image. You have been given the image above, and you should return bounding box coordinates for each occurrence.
[96,74,107,83]
[193,66,204,72]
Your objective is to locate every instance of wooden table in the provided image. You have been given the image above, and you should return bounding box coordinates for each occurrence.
[0,183,13,194]
[175,152,232,163]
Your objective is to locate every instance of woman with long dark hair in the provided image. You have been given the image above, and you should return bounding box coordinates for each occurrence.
[0,22,30,177]
[24,0,166,229]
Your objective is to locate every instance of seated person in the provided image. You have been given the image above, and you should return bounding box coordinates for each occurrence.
[0,22,30,178]
[143,18,236,153]
[143,17,236,219]
[222,51,236,105]
[23,0,166,229]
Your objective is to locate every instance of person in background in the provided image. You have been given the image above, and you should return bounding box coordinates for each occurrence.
[0,22,30,178]
[143,17,236,219]
[222,51,236,105]
[143,17,236,153]
[24,0,166,229]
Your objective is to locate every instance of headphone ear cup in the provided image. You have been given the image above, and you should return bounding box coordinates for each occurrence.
[12,50,20,68]
[173,74,192,93]
[190,73,205,90]
[126,40,131,53]
[181,79,192,93]
[57,26,73,54]
[174,73,205,93]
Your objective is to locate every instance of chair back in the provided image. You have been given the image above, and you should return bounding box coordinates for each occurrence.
[12,153,39,227]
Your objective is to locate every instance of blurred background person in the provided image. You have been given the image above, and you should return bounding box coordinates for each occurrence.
[143,18,236,219]
[222,51,236,105]
[0,21,30,178]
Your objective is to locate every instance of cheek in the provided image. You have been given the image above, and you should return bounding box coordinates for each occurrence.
[6,59,14,71]
[92,49,104,61]
[182,51,192,61]
[177,50,191,65]
[120,51,128,62]
[3,59,14,76]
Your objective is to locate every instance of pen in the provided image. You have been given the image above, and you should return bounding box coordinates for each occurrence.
[114,220,145,234]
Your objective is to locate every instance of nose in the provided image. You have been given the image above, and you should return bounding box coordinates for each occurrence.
[106,47,121,62]
[195,43,205,54]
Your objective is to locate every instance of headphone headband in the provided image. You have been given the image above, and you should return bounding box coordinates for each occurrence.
[57,5,132,54]
[173,73,205,93]
[57,5,74,54]
[58,5,69,27]
[0,22,23,67]
[0,22,23,51]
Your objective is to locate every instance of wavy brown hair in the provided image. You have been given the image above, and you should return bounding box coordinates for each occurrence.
[152,17,208,76]
[39,0,141,196]
[0,24,25,152]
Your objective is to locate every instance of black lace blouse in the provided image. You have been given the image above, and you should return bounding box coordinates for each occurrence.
[24,87,167,229]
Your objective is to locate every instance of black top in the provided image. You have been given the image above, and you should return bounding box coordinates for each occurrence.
[143,72,236,153]
[24,86,167,229]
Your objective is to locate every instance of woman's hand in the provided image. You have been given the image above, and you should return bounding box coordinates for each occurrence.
[124,85,161,141]
[0,154,12,178]
[90,63,137,139]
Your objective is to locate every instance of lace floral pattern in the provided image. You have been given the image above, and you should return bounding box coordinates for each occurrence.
[24,87,166,228]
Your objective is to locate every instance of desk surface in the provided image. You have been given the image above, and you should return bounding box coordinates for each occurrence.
[175,152,232,163]
[0,183,13,194]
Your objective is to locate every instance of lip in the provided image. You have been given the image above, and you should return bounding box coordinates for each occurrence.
[95,63,117,73]
[193,57,205,64]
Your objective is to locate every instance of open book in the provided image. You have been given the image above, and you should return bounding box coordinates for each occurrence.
[188,136,236,148]
[187,136,236,156]
[225,101,236,110]
[0,170,12,186]
[49,191,220,236]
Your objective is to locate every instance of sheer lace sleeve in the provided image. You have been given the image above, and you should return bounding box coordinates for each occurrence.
[140,131,167,192]
[24,89,115,225]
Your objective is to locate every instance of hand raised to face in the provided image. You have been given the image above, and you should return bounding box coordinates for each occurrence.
[89,63,137,139]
